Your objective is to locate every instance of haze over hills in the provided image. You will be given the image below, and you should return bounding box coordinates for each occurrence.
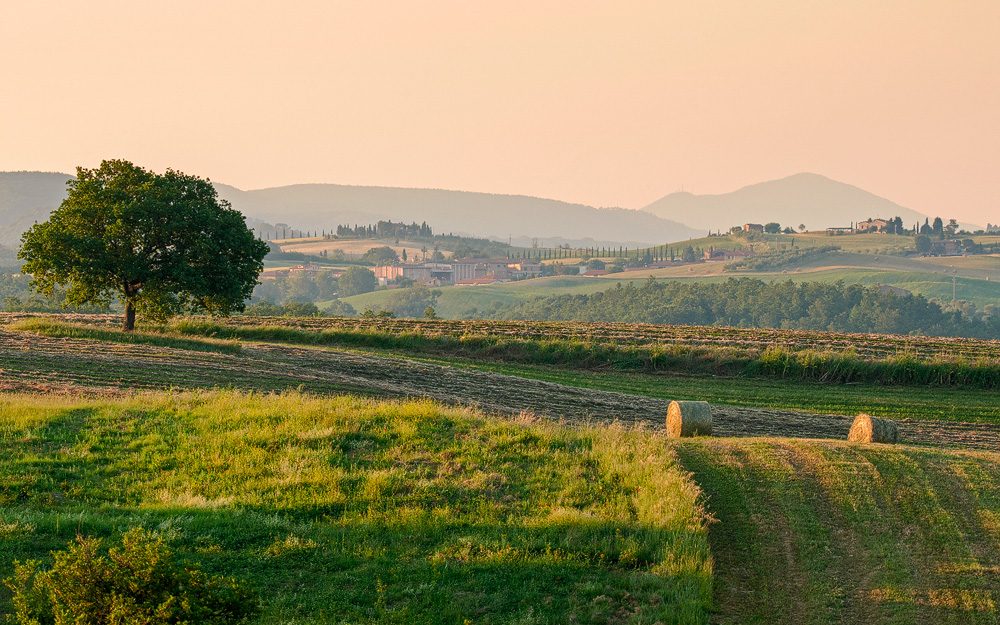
[0,172,74,248]
[0,171,973,253]
[642,172,948,232]
[0,173,700,249]
[213,183,700,246]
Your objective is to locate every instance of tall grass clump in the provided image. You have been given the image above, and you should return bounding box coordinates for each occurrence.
[0,390,713,624]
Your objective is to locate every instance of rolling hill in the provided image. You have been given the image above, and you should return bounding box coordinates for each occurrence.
[213,182,701,246]
[0,172,701,248]
[641,172,947,233]
[0,171,74,247]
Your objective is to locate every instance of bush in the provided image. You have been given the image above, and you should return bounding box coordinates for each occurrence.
[281,301,320,317]
[323,299,357,317]
[4,528,258,625]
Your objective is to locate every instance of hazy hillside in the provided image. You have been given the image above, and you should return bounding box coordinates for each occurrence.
[0,172,74,246]
[214,183,702,245]
[0,174,701,248]
[642,172,937,232]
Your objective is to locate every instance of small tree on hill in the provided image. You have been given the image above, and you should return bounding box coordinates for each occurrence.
[764,222,782,234]
[915,234,932,255]
[18,160,268,331]
[338,266,377,297]
[361,246,399,265]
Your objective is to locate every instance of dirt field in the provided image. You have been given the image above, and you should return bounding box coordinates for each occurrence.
[2,328,998,451]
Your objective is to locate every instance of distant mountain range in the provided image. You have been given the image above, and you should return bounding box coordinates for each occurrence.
[212,182,701,246]
[0,173,699,248]
[642,172,946,232]
[1,170,957,253]
[0,172,74,248]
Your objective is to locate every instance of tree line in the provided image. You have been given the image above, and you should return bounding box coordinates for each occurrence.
[336,221,433,239]
[478,277,1000,339]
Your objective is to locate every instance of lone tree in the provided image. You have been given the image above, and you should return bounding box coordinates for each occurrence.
[19,160,269,330]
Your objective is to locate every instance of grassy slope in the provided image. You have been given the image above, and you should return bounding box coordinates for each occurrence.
[5,320,1000,622]
[675,438,1000,624]
[0,392,711,624]
[337,248,1000,317]
[4,393,1000,623]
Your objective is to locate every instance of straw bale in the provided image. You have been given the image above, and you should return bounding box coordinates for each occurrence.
[847,414,899,444]
[666,401,713,438]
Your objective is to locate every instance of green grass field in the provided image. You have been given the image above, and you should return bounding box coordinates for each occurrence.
[4,391,1000,623]
[5,315,1000,622]
[0,391,712,624]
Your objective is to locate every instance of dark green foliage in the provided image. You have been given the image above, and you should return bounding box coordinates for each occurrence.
[338,266,377,297]
[485,277,1000,339]
[18,160,268,330]
[915,235,932,254]
[279,301,320,317]
[360,245,399,265]
[5,528,257,625]
[323,299,357,317]
[380,285,440,318]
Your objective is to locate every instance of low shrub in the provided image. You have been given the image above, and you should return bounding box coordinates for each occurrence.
[5,528,258,625]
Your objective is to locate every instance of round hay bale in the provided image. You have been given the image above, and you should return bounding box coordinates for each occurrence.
[847,414,899,444]
[666,401,713,438]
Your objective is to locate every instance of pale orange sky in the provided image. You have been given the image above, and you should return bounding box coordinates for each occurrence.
[2,1,997,225]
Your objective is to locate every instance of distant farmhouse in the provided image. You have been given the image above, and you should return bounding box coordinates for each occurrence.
[988,223,1000,233]
[742,223,764,233]
[928,240,958,256]
[856,218,889,233]
[374,258,542,286]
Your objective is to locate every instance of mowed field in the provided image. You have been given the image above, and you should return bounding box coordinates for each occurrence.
[3,314,1000,623]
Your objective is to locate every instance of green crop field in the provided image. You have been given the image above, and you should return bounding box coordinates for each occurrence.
[4,314,1000,623]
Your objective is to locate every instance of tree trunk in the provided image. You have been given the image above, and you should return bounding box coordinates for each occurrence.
[123,300,136,332]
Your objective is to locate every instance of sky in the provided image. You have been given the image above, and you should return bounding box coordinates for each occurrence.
[2,1,998,225]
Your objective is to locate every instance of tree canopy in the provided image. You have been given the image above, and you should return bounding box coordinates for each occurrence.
[338,266,377,297]
[18,160,269,330]
[361,246,400,265]
[482,277,1000,339]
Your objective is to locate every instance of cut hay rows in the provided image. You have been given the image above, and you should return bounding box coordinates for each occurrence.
[5,312,1000,363]
[2,328,999,451]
